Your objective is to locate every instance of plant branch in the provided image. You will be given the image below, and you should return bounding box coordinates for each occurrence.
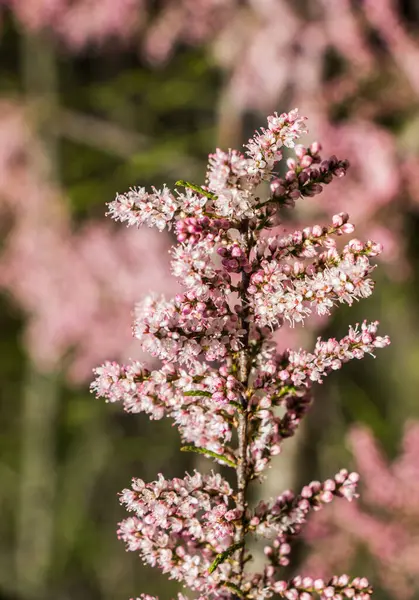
[235,224,254,587]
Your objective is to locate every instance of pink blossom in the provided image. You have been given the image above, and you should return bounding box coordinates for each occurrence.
[117,471,234,593]
[93,111,389,599]
[304,422,419,599]
[3,0,143,48]
[0,101,176,383]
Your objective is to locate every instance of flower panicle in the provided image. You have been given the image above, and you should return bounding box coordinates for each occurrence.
[92,109,389,599]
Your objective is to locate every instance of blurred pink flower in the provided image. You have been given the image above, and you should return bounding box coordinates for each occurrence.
[0,222,174,382]
[303,422,419,599]
[0,101,175,383]
[2,0,143,48]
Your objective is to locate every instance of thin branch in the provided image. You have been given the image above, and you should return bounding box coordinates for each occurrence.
[52,108,148,158]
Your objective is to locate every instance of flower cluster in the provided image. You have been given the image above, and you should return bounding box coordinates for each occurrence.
[133,293,244,365]
[271,575,372,600]
[283,321,389,386]
[254,469,359,538]
[92,110,390,600]
[270,144,350,208]
[249,238,381,328]
[91,359,238,456]
[118,472,235,593]
[245,109,308,178]
[108,186,207,231]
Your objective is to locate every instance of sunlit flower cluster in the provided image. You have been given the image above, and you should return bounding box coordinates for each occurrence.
[118,472,235,593]
[92,110,389,600]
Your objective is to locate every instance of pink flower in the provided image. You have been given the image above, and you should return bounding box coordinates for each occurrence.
[93,111,389,599]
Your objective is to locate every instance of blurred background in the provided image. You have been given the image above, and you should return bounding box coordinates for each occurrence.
[1,1,419,599]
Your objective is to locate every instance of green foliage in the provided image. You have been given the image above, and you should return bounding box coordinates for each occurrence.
[180,445,237,468]
[208,542,244,574]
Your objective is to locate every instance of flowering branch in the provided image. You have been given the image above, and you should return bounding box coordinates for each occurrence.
[92,109,390,600]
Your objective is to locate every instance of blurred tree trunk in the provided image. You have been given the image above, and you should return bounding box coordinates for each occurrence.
[216,82,243,149]
[15,32,59,600]
[16,370,59,600]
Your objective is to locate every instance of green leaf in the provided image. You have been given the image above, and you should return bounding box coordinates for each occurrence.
[180,446,237,468]
[208,541,244,574]
[184,390,213,398]
[175,179,217,200]
[224,582,245,598]
[277,385,296,398]
[229,400,243,410]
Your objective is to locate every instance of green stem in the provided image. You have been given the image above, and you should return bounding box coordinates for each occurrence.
[209,541,245,574]
[175,179,217,200]
[181,446,237,468]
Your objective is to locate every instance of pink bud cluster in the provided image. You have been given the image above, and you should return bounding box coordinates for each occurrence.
[270,144,349,208]
[218,243,250,274]
[256,213,356,263]
[176,216,230,245]
[259,473,361,585]
[92,110,389,600]
[283,321,390,386]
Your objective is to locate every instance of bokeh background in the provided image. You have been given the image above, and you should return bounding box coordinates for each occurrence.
[1,1,419,599]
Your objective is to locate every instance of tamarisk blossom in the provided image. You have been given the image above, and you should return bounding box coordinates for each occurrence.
[92,110,390,599]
